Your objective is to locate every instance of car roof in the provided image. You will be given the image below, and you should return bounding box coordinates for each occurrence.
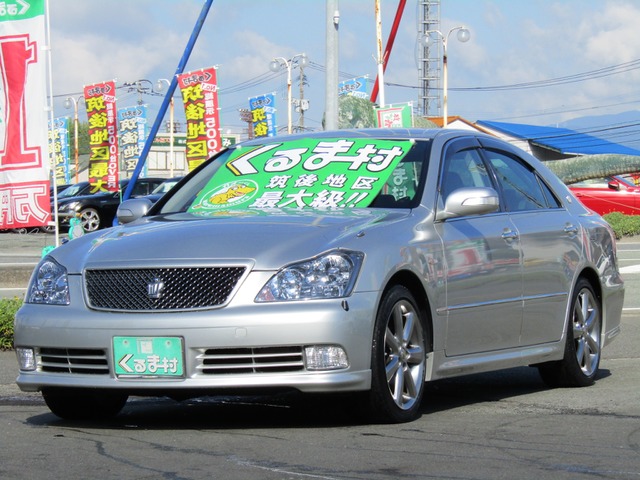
[239,128,450,147]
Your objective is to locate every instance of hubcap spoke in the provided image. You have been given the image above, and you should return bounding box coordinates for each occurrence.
[386,355,400,383]
[393,304,405,338]
[392,365,405,403]
[402,311,414,344]
[385,326,401,354]
[403,368,418,398]
[406,345,425,366]
[585,332,599,355]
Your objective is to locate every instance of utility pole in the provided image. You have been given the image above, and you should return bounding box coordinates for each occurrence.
[325,0,339,130]
[299,62,306,131]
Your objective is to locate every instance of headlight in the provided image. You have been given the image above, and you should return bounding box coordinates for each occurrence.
[256,250,364,302]
[26,256,70,305]
[59,201,79,212]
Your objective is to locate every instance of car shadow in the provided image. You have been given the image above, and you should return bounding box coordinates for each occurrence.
[26,366,612,429]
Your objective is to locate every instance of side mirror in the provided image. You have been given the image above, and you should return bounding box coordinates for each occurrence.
[607,180,621,191]
[436,187,500,221]
[117,198,153,224]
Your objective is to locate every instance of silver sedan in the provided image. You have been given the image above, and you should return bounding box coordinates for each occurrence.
[15,129,624,423]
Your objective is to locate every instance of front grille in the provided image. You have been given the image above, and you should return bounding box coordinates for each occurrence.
[85,266,246,311]
[198,347,305,375]
[38,348,109,375]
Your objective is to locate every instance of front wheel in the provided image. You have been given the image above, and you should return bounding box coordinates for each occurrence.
[363,285,428,423]
[43,388,128,420]
[79,207,101,232]
[538,278,602,387]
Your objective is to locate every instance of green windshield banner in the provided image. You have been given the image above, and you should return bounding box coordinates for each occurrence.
[0,0,44,22]
[189,138,414,213]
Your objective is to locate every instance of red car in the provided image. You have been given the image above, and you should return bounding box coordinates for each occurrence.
[569,175,640,215]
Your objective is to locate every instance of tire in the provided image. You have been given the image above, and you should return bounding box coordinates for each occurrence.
[42,388,128,420]
[363,285,428,423]
[79,207,101,232]
[538,278,601,387]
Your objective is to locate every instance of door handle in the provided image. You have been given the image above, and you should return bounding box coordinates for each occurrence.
[501,229,518,241]
[564,224,579,236]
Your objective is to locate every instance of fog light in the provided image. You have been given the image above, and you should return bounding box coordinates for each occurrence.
[305,345,349,370]
[15,347,36,371]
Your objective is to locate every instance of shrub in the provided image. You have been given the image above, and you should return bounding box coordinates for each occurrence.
[603,212,640,239]
[0,297,22,350]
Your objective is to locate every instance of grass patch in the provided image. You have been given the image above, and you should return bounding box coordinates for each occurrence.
[603,212,640,239]
[0,297,21,350]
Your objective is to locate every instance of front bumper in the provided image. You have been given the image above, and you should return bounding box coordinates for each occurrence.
[14,289,377,395]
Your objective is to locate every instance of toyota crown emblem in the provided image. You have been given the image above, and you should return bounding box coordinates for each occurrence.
[147,277,165,299]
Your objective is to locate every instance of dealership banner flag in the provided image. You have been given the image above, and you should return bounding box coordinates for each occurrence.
[48,116,70,185]
[338,76,369,99]
[118,105,148,176]
[249,93,277,138]
[0,0,51,229]
[177,66,222,171]
[375,103,413,128]
[84,80,119,193]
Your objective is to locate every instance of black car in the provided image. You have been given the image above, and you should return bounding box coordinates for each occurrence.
[49,183,72,197]
[143,176,184,204]
[56,178,166,232]
[52,181,92,202]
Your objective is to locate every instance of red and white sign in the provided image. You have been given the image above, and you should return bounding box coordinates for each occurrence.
[0,0,50,229]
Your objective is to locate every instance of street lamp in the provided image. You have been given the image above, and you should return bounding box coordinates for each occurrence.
[421,26,470,127]
[269,53,308,134]
[156,78,175,177]
[63,95,83,183]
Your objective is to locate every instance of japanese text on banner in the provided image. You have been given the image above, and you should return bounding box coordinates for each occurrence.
[178,67,222,171]
[84,80,119,193]
[0,0,50,230]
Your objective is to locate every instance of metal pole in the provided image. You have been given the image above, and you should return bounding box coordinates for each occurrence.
[169,97,174,177]
[72,99,79,183]
[324,0,339,130]
[122,0,213,203]
[286,61,292,134]
[443,45,448,127]
[370,0,406,104]
[299,62,305,130]
[375,0,385,107]
[43,0,62,246]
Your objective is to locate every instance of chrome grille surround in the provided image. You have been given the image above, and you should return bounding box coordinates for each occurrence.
[85,266,246,312]
[38,347,109,375]
[197,347,305,375]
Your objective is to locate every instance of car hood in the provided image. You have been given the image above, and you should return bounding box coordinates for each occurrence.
[50,209,410,273]
[56,192,112,206]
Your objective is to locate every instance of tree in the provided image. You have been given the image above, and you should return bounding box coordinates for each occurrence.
[545,154,640,184]
[337,96,377,129]
[413,116,438,128]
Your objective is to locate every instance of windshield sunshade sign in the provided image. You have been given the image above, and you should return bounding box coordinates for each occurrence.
[188,138,414,213]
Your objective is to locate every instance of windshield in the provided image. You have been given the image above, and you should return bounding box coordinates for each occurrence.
[152,178,182,194]
[156,138,430,216]
[58,183,89,198]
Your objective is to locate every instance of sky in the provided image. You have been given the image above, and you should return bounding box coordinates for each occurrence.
[46,0,640,139]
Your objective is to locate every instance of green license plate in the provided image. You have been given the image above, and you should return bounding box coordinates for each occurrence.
[113,337,184,377]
